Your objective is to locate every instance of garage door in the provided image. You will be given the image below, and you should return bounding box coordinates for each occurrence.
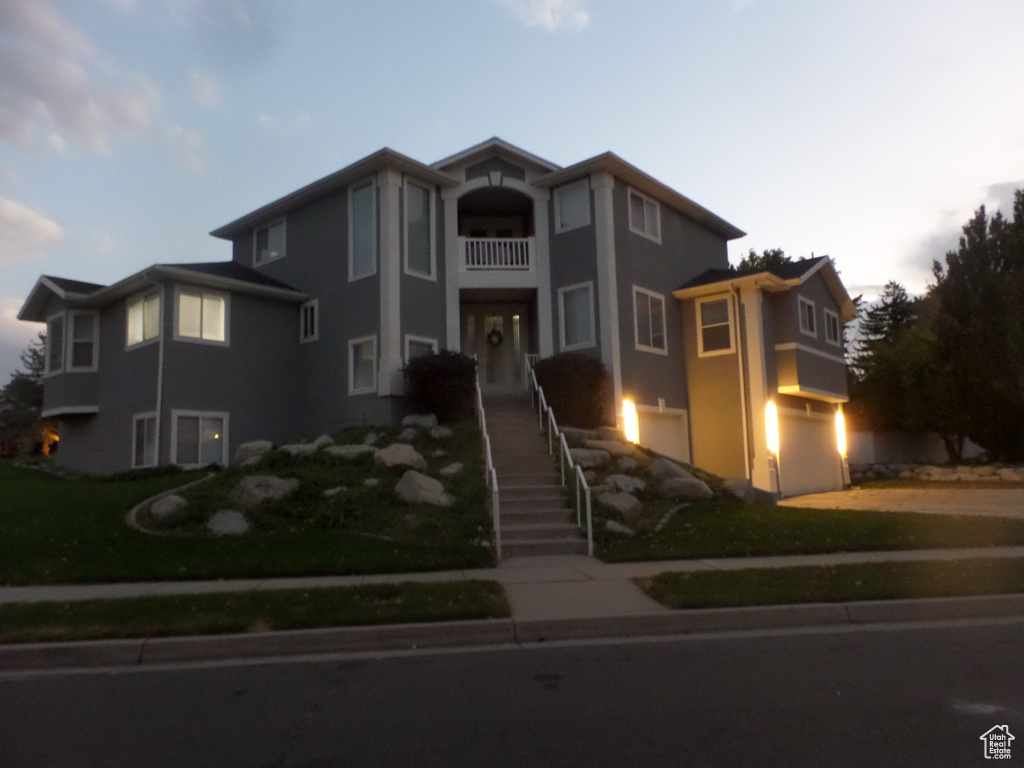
[778,409,843,496]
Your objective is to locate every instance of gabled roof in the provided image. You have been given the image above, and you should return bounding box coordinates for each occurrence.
[165,261,299,291]
[431,137,562,174]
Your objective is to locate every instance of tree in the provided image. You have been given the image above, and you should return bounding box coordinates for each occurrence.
[733,248,792,274]
[0,332,49,454]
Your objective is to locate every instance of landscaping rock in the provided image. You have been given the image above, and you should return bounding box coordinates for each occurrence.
[998,468,1023,482]
[364,478,380,488]
[207,510,249,536]
[150,494,188,523]
[430,426,453,440]
[660,477,713,501]
[584,439,637,457]
[362,431,382,446]
[597,491,642,523]
[323,487,344,497]
[974,466,997,477]
[234,440,273,465]
[597,427,623,441]
[394,470,453,507]
[604,519,634,536]
[402,414,438,429]
[615,456,640,473]
[398,428,418,441]
[561,427,598,442]
[649,458,696,481]
[279,443,318,457]
[375,443,427,472]
[313,434,335,448]
[606,474,646,494]
[230,475,300,510]
[326,444,376,460]
[570,448,611,469]
[725,477,755,504]
[439,462,463,476]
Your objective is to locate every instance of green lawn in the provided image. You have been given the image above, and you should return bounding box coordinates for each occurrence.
[638,557,1024,609]
[0,581,509,643]
[597,499,1024,562]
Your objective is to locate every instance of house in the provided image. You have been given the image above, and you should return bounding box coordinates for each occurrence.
[18,138,855,495]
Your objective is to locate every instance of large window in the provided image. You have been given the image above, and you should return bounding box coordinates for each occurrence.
[300,300,318,343]
[798,296,817,337]
[349,335,377,394]
[176,287,227,344]
[628,187,661,242]
[127,291,160,347]
[558,282,595,351]
[46,314,65,374]
[634,287,667,354]
[350,179,376,281]
[133,413,157,468]
[554,179,590,233]
[405,334,437,362]
[172,411,227,466]
[68,311,99,371]
[254,220,285,265]
[405,180,434,278]
[696,296,734,356]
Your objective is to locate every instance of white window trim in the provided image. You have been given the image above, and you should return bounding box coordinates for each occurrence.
[798,296,817,338]
[126,290,161,350]
[554,178,591,234]
[253,218,286,267]
[65,309,100,372]
[696,294,736,358]
[403,177,436,281]
[170,409,229,467]
[633,286,668,356]
[404,334,438,363]
[45,311,65,377]
[349,177,377,282]
[299,299,319,343]
[627,186,662,243]
[824,308,841,346]
[348,335,378,395]
[557,281,596,352]
[172,285,230,346]
[132,411,157,469]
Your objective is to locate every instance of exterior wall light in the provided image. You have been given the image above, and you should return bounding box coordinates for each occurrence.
[835,409,847,457]
[622,399,640,444]
[765,401,780,456]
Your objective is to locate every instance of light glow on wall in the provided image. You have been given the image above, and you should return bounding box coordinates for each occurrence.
[622,399,639,444]
[765,401,780,455]
[835,409,847,457]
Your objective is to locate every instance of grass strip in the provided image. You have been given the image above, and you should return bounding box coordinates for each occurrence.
[638,557,1024,610]
[0,580,509,644]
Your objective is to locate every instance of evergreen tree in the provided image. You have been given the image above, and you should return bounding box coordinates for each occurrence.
[0,332,47,452]
[733,248,792,274]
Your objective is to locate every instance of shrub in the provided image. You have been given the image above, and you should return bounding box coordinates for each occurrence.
[404,351,477,424]
[533,352,609,428]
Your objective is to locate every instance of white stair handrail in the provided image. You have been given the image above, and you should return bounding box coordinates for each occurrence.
[475,375,501,559]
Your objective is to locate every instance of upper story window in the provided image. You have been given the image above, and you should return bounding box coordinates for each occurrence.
[68,310,99,371]
[405,179,435,279]
[350,179,376,281]
[696,295,735,357]
[300,300,318,343]
[127,291,160,348]
[628,187,661,243]
[824,308,841,346]
[175,287,227,344]
[633,287,667,355]
[46,313,65,375]
[798,296,817,337]
[554,179,590,233]
[558,281,595,351]
[254,219,285,266]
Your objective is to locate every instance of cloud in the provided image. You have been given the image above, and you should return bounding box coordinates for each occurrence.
[168,125,205,174]
[172,0,279,65]
[0,0,157,153]
[189,69,220,106]
[494,0,590,31]
[0,197,63,261]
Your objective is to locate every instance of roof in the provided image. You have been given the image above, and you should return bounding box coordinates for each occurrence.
[431,137,562,174]
[43,276,107,294]
[165,261,299,291]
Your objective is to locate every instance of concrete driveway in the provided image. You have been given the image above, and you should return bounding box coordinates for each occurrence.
[781,487,1024,518]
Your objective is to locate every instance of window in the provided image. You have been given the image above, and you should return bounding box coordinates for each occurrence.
[175,287,227,344]
[172,411,227,466]
[558,282,595,351]
[133,413,157,468]
[68,311,99,371]
[824,309,841,346]
[554,179,590,233]
[405,335,437,362]
[696,296,735,356]
[254,220,285,265]
[634,287,667,354]
[46,314,65,374]
[628,187,661,242]
[349,336,377,394]
[350,179,376,281]
[300,300,318,343]
[405,180,434,278]
[127,291,160,347]
[798,296,817,337]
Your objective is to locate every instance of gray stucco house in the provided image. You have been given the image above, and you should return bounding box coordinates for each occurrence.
[18,138,855,494]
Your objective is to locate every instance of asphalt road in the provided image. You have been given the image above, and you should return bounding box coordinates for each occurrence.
[2,619,1022,767]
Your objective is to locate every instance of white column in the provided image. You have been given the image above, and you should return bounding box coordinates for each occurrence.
[442,187,461,352]
[592,171,622,424]
[377,168,403,396]
[741,283,774,491]
[532,191,553,358]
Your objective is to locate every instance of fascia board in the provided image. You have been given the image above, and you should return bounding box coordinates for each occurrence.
[153,266,308,302]
[430,137,562,173]
[672,273,787,300]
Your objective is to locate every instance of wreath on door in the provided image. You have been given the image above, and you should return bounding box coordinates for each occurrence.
[486,328,504,347]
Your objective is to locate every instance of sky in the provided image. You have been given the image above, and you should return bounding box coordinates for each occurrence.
[2,0,1023,385]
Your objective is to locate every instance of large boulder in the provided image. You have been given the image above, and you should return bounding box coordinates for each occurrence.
[207,510,250,536]
[150,494,188,523]
[606,474,646,494]
[394,470,453,507]
[439,462,463,476]
[597,491,643,523]
[430,426,453,440]
[605,519,635,536]
[650,458,696,481]
[229,475,300,510]
[597,427,623,442]
[402,414,438,429]
[312,434,335,448]
[234,440,273,465]
[584,439,638,457]
[998,468,1023,482]
[660,477,714,501]
[375,443,427,472]
[570,448,611,469]
[398,428,418,441]
[326,444,376,460]
[278,443,318,457]
[561,427,599,442]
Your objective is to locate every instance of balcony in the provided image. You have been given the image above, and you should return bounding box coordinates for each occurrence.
[461,237,533,272]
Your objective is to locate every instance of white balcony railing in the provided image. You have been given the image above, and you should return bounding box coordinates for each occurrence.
[461,237,533,271]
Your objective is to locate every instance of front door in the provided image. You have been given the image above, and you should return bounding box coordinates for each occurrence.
[461,304,528,393]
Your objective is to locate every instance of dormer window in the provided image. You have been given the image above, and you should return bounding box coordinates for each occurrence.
[254,219,285,265]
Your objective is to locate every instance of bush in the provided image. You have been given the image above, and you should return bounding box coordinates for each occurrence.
[533,352,609,428]
[404,351,477,424]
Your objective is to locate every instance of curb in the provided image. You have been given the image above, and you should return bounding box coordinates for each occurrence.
[4,594,1024,672]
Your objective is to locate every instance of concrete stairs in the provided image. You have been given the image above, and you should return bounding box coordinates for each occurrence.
[483,394,587,558]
